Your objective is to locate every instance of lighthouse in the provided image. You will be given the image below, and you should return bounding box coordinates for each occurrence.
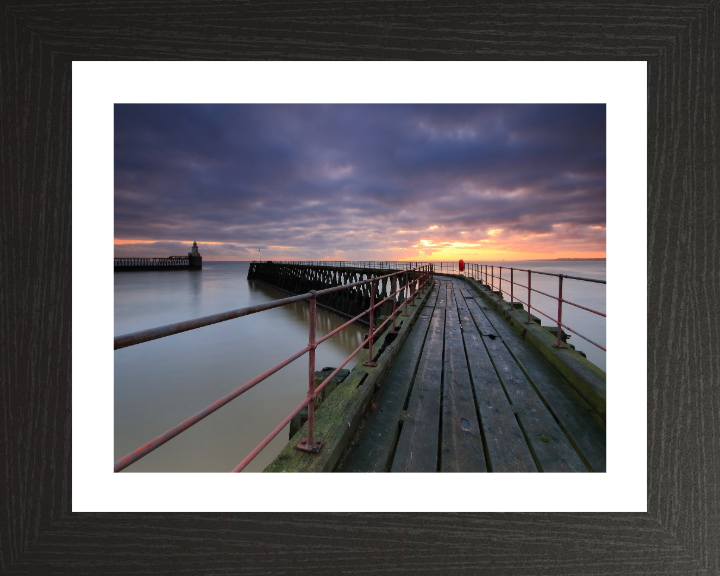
[188,241,203,270]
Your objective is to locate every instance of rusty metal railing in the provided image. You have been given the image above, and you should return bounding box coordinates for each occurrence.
[114,264,434,472]
[271,261,430,270]
[435,262,606,352]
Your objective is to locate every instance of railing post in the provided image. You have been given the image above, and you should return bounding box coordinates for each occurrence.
[524,270,533,324]
[390,274,398,334]
[499,266,503,298]
[509,268,514,310]
[411,271,417,305]
[552,275,567,349]
[297,291,323,453]
[403,271,410,317]
[364,278,378,367]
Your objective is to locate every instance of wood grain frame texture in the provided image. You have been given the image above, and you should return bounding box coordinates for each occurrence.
[1,1,718,574]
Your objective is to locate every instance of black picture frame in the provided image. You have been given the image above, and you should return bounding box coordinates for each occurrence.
[2,2,717,574]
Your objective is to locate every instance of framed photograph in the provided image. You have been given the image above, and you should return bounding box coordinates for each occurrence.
[3,3,717,573]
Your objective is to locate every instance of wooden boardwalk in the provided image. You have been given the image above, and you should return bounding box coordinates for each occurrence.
[339,277,606,473]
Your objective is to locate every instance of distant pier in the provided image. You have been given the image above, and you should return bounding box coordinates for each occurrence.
[247,261,413,327]
[115,241,203,272]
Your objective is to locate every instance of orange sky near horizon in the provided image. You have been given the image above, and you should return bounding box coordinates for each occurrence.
[114,227,607,262]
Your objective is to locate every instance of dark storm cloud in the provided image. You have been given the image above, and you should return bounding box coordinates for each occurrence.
[114,104,605,259]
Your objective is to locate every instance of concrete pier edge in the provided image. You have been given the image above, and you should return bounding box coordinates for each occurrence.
[264,281,435,472]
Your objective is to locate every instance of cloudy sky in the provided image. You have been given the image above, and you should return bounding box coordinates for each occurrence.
[114,104,605,261]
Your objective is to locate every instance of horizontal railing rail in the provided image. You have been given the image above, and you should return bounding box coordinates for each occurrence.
[114,263,434,472]
[269,260,430,270]
[115,257,189,267]
[434,262,606,353]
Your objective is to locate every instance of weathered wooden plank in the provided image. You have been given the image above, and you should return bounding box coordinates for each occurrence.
[465,289,607,472]
[462,285,589,472]
[458,285,500,337]
[339,283,440,472]
[441,294,487,472]
[391,282,448,472]
[463,280,607,419]
[453,284,537,472]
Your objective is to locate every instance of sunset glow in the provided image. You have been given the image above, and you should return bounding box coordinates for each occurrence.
[115,104,605,261]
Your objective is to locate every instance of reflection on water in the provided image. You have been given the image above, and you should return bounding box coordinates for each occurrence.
[247,281,364,353]
[114,262,365,472]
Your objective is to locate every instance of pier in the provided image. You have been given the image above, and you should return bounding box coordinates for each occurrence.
[339,278,605,472]
[114,241,203,271]
[248,261,427,327]
[113,261,605,473]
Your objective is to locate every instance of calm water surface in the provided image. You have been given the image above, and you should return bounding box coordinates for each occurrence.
[115,260,605,472]
[114,262,364,472]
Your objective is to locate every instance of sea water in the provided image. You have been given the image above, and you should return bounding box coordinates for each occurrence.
[114,262,364,472]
